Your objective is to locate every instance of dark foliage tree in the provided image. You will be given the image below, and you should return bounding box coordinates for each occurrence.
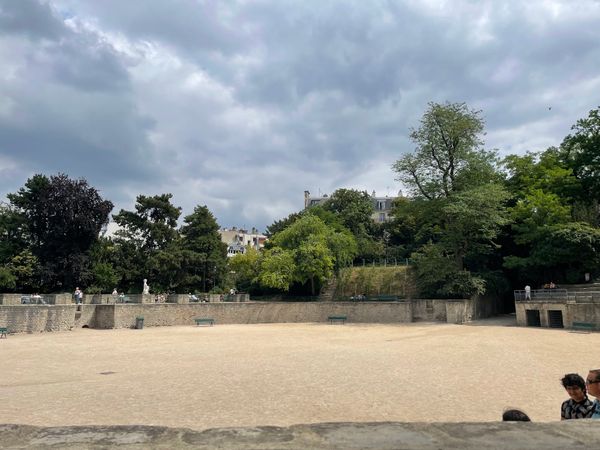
[112,194,181,292]
[265,211,302,237]
[560,106,600,202]
[7,174,113,290]
[179,205,228,292]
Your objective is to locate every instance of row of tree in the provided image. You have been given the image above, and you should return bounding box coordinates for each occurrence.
[390,102,600,298]
[0,176,227,294]
[2,103,598,298]
[253,103,600,300]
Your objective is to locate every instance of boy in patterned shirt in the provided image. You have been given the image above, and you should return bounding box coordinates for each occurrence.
[560,373,595,419]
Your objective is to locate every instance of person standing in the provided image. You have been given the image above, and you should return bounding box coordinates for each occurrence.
[74,287,83,305]
[586,369,600,419]
[560,373,595,419]
[524,285,531,300]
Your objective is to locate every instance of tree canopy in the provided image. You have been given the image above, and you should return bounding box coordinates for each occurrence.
[6,174,113,290]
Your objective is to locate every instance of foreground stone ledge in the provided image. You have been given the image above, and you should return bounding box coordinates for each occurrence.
[1,421,600,449]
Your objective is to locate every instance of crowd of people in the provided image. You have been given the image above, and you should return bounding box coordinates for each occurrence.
[504,370,600,421]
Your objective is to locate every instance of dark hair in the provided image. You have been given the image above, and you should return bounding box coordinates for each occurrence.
[561,373,586,393]
[590,369,600,382]
[502,409,531,422]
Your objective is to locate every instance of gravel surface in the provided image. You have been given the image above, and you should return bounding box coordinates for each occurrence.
[1,317,598,429]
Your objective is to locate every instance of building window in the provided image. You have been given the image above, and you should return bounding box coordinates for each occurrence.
[377,200,386,210]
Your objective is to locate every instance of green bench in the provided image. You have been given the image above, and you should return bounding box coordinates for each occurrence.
[572,322,595,332]
[194,318,215,327]
[0,327,8,338]
[328,315,347,325]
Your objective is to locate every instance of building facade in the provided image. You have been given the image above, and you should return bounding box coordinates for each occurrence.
[219,227,267,257]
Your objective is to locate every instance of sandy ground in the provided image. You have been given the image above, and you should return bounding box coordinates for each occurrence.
[1,316,599,430]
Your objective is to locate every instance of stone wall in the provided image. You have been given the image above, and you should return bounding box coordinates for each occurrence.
[516,300,600,328]
[3,422,600,449]
[1,298,480,334]
[0,294,22,305]
[411,299,448,322]
[0,305,76,333]
[108,302,414,329]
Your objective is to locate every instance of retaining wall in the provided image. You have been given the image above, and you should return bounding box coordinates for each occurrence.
[0,305,76,333]
[1,299,480,334]
[516,301,600,328]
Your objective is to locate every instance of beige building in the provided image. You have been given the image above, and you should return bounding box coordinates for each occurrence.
[219,227,267,257]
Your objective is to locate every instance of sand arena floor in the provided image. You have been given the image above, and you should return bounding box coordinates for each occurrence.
[1,316,599,430]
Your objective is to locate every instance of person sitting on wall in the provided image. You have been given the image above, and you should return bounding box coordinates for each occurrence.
[549,281,556,289]
[502,409,531,421]
[585,369,600,419]
[560,373,595,419]
[189,293,198,302]
[112,288,118,295]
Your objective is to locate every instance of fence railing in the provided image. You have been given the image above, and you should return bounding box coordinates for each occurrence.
[351,258,413,267]
[514,289,600,302]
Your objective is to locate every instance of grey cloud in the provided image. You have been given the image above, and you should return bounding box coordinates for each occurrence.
[2,0,600,231]
[0,0,65,40]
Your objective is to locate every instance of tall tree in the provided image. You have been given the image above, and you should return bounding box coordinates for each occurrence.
[560,106,600,201]
[391,102,509,297]
[393,102,500,199]
[179,205,227,292]
[112,194,181,292]
[7,174,113,290]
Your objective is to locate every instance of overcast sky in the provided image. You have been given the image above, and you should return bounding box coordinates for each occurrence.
[1,0,599,232]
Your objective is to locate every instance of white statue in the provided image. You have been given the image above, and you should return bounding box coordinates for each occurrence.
[143,279,150,295]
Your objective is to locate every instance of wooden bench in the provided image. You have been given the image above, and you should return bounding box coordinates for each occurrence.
[194,318,215,327]
[0,327,8,338]
[572,322,595,332]
[328,315,347,325]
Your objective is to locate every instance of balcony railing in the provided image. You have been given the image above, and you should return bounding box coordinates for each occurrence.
[514,289,600,302]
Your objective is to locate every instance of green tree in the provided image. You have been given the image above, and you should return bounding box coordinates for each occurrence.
[560,106,600,201]
[392,102,509,297]
[267,214,357,295]
[229,247,261,293]
[412,242,485,298]
[179,205,227,292]
[257,248,295,291]
[441,184,510,270]
[265,211,302,237]
[112,194,181,292]
[7,174,113,290]
[320,189,374,235]
[0,202,28,263]
[392,101,500,199]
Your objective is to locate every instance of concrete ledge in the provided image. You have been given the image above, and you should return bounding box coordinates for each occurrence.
[1,422,599,449]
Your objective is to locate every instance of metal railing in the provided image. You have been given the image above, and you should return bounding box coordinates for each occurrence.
[514,289,600,302]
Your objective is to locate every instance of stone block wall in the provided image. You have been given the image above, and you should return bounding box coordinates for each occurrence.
[516,301,600,328]
[0,294,22,305]
[0,305,76,333]
[1,298,478,334]
[109,301,414,329]
[412,299,448,322]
